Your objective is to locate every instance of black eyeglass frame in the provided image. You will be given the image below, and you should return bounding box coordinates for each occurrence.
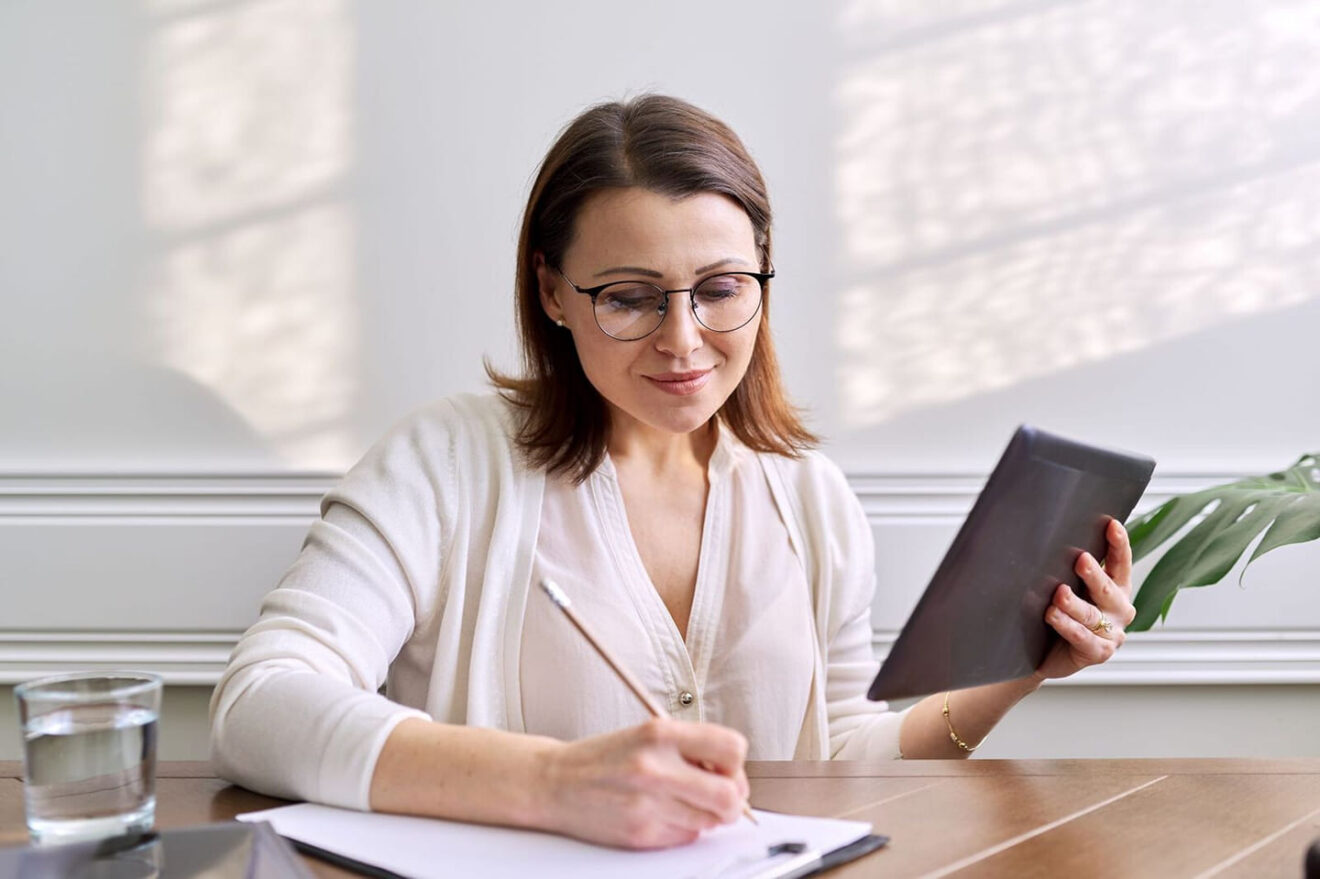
[553,265,775,341]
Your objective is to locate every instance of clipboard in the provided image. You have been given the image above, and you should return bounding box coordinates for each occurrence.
[286,832,890,879]
[868,425,1155,701]
[238,802,888,879]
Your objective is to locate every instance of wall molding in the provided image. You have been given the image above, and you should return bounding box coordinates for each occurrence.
[4,628,1319,688]
[3,468,1308,688]
[0,468,1234,519]
[0,473,333,520]
[0,631,238,686]
[847,471,1229,521]
[873,630,1320,687]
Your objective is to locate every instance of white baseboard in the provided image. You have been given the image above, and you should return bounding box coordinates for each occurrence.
[5,627,1319,687]
[0,630,237,685]
[0,468,1226,519]
[3,468,1313,687]
[873,629,1320,687]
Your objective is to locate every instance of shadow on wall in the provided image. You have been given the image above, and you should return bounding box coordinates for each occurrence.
[834,295,1320,469]
[0,349,277,469]
[832,0,1320,448]
[140,0,360,472]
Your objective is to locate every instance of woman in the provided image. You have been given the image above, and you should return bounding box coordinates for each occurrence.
[210,95,1136,850]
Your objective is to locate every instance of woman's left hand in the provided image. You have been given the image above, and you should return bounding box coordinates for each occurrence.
[1033,517,1136,682]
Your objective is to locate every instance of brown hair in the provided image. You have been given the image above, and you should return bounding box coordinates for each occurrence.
[487,94,817,481]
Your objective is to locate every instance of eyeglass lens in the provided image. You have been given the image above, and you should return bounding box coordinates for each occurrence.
[594,273,763,340]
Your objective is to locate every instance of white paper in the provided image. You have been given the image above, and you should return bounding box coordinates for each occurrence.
[237,803,871,879]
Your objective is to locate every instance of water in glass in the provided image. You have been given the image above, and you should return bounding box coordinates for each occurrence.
[22,701,158,845]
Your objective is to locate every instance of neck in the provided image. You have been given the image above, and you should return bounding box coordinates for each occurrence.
[606,410,718,477]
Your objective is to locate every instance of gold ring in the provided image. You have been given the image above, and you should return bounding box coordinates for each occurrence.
[1089,614,1113,635]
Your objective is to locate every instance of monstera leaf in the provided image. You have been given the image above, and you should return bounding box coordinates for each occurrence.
[1126,452,1320,631]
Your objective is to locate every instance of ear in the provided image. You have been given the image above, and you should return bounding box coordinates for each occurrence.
[534,252,564,325]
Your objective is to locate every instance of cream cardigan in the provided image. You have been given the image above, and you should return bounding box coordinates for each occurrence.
[209,393,906,810]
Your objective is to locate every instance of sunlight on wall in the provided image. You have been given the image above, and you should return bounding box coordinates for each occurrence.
[835,0,1320,427]
[141,0,356,469]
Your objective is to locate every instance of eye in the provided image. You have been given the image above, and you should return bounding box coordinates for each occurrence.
[694,274,754,303]
[598,284,664,312]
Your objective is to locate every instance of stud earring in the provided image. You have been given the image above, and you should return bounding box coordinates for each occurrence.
[555,319,565,327]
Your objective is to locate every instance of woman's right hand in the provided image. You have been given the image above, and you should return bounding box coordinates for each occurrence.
[535,717,750,849]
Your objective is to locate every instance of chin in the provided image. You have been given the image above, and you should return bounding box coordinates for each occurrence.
[649,394,729,434]
[655,412,717,436]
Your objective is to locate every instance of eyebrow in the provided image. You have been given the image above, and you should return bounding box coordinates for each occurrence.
[591,257,750,279]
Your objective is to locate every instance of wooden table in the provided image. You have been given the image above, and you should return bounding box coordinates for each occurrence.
[4,759,1319,877]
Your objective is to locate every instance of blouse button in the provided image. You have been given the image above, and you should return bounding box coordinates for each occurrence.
[679,691,695,707]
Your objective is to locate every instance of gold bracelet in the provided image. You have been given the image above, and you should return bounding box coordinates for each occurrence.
[942,691,983,753]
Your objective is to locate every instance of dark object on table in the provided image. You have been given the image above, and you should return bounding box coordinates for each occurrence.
[0,820,312,878]
[1305,835,1320,879]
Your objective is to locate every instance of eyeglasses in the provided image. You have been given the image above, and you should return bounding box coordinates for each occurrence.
[554,266,774,341]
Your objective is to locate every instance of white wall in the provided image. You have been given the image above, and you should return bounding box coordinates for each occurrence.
[2,0,1318,761]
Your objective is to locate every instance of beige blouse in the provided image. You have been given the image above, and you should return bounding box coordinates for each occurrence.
[210,394,908,812]
[521,430,818,759]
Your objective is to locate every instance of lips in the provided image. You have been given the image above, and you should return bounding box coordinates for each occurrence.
[649,369,711,382]
[645,368,713,396]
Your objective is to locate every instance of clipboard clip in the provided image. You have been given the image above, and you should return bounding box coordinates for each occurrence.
[697,840,816,879]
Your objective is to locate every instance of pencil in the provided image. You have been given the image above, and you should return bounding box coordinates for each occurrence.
[538,577,758,826]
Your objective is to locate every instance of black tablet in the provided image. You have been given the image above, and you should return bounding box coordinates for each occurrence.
[0,822,314,879]
[867,426,1155,702]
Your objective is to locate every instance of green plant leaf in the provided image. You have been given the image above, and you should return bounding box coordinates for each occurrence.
[1127,453,1320,631]
[1247,491,1320,565]
[1127,488,1219,563]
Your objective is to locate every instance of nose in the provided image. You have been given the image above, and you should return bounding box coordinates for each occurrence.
[653,292,704,358]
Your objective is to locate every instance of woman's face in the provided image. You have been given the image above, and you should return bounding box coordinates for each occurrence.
[537,187,762,439]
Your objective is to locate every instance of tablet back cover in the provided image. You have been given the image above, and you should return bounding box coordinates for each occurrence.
[867,427,1155,702]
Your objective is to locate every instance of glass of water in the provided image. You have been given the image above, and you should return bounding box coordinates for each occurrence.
[14,671,161,846]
